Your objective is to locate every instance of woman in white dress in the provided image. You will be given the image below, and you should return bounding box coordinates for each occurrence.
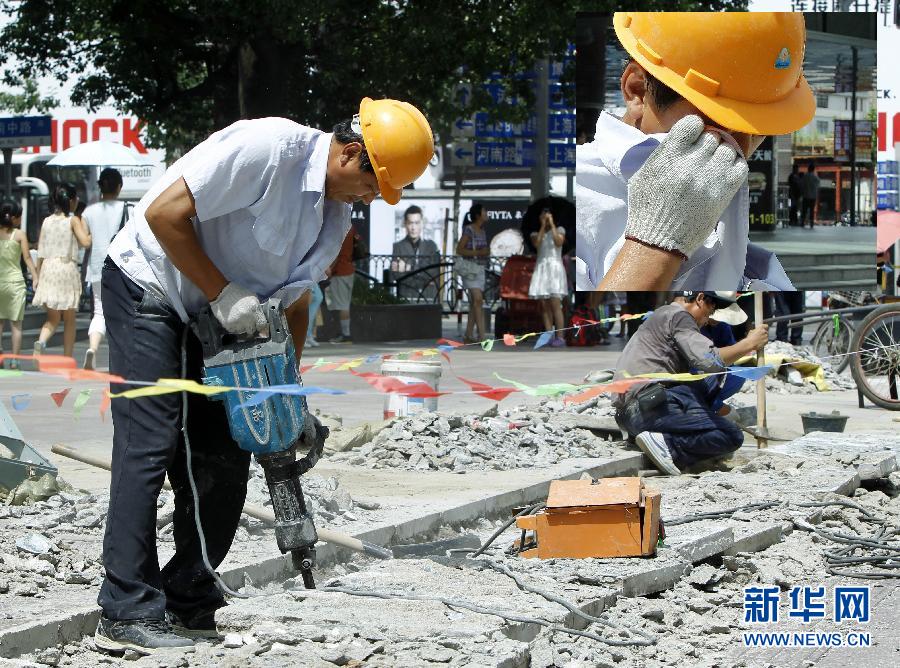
[32,183,91,358]
[528,209,567,347]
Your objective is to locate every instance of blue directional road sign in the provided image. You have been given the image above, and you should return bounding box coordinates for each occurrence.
[471,112,575,139]
[0,116,52,149]
[451,141,574,169]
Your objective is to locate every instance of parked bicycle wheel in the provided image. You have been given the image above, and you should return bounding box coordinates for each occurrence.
[849,304,900,410]
[810,314,854,373]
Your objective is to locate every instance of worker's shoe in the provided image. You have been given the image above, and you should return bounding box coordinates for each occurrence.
[83,348,96,370]
[93,615,194,655]
[635,432,681,476]
[166,608,220,639]
[329,334,352,344]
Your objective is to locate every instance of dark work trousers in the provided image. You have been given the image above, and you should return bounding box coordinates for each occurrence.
[97,259,251,621]
[617,378,743,469]
[774,291,805,345]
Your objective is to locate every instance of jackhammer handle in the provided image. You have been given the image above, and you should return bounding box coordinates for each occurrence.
[50,443,394,559]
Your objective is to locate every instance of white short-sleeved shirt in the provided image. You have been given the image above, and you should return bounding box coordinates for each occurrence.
[575,111,793,291]
[83,199,126,283]
[107,118,351,322]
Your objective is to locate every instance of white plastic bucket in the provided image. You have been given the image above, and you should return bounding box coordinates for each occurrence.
[380,359,443,419]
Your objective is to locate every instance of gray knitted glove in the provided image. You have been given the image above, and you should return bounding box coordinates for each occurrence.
[624,115,749,259]
[210,282,267,336]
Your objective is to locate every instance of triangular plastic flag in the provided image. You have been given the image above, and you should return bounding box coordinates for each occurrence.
[51,388,72,407]
[11,394,31,411]
[72,389,92,419]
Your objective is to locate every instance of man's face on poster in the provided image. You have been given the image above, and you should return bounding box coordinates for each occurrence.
[404,213,423,241]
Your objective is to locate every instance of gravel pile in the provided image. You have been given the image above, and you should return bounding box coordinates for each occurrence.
[0,488,108,599]
[330,401,625,472]
[743,340,857,392]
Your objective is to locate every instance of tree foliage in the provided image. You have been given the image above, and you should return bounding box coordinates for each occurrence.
[0,0,580,153]
[0,78,58,114]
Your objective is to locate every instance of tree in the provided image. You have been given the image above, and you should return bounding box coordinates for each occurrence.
[0,78,58,114]
[0,0,583,155]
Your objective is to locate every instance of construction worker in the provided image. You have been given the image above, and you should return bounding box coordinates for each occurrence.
[613,292,769,476]
[576,12,816,291]
[94,98,433,655]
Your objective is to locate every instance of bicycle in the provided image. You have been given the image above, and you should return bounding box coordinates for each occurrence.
[849,302,900,410]
[809,291,877,373]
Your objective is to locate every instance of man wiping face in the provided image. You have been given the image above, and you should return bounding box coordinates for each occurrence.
[619,61,766,160]
[613,12,815,154]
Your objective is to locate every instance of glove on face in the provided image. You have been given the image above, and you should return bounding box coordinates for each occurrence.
[210,282,267,336]
[624,115,749,259]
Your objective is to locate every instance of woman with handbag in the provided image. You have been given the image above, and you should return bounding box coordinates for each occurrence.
[455,202,490,344]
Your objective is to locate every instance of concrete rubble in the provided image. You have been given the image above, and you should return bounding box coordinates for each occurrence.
[737,340,857,394]
[5,424,897,667]
[330,399,627,472]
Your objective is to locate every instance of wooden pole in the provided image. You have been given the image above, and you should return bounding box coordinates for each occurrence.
[50,443,392,558]
[754,292,768,448]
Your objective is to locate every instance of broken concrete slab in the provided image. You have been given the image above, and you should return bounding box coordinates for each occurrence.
[217,453,643,595]
[665,525,734,564]
[723,522,785,556]
[769,431,900,482]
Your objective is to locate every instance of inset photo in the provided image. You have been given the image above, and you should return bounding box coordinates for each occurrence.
[576,11,877,291]
[877,3,900,296]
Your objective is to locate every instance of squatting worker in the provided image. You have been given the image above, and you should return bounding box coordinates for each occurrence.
[94,98,434,654]
[613,292,769,476]
[575,12,816,291]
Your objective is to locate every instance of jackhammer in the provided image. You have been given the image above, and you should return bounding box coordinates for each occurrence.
[193,298,327,589]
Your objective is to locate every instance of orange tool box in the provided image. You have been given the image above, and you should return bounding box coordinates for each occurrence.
[515,477,661,559]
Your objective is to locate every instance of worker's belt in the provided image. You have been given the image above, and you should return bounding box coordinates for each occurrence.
[615,382,669,434]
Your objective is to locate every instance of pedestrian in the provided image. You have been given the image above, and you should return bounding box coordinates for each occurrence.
[93,98,433,654]
[305,281,323,347]
[787,163,803,227]
[455,203,490,343]
[613,291,768,475]
[0,200,39,361]
[773,291,805,345]
[391,205,441,299]
[32,183,92,359]
[800,161,819,229]
[326,228,358,343]
[576,12,814,291]
[81,168,128,369]
[528,208,567,347]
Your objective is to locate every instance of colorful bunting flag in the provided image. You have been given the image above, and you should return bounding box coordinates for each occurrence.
[50,388,72,407]
[456,376,518,402]
[533,331,554,349]
[11,394,31,411]
[72,389,92,419]
[99,390,111,421]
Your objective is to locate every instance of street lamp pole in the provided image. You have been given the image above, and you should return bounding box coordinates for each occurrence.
[849,45,858,226]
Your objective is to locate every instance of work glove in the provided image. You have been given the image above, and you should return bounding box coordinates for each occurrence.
[624,115,749,259]
[210,282,267,336]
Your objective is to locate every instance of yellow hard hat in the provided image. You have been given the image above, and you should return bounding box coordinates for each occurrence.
[357,98,434,205]
[613,12,816,136]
